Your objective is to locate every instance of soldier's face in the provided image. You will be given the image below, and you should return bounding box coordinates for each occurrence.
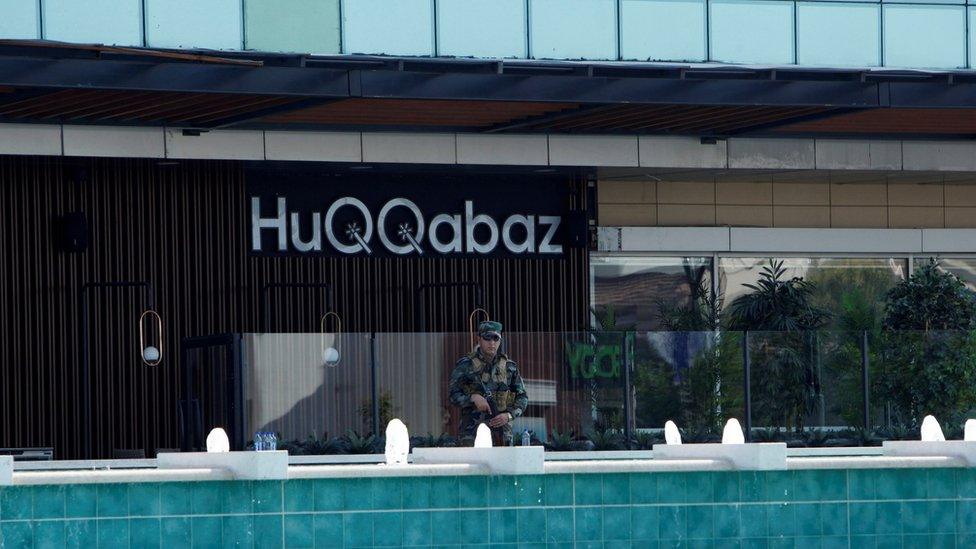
[480,334,501,356]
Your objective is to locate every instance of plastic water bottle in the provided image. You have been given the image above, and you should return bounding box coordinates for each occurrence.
[521,429,531,446]
[269,432,278,451]
[254,432,264,451]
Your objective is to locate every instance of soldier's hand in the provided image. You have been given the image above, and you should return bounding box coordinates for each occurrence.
[489,413,510,428]
[471,394,490,413]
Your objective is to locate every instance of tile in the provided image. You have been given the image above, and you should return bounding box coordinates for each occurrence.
[224,481,252,515]
[658,505,687,540]
[773,205,829,227]
[96,484,128,518]
[822,536,849,549]
[221,515,253,548]
[767,503,797,537]
[957,500,976,532]
[716,179,772,205]
[632,505,660,540]
[403,511,432,546]
[946,207,976,228]
[312,513,342,547]
[574,507,603,541]
[822,504,849,537]
[489,509,517,543]
[311,480,342,512]
[191,516,221,548]
[128,483,160,517]
[343,478,372,511]
[372,512,402,547]
[34,520,65,549]
[401,476,432,509]
[253,514,283,549]
[830,178,888,206]
[685,473,715,504]
[488,476,517,508]
[878,469,924,500]
[929,500,956,534]
[875,534,902,548]
[600,180,649,203]
[631,474,658,504]
[1,521,33,547]
[793,503,822,537]
[285,480,315,513]
[712,473,739,503]
[657,474,687,504]
[160,517,191,546]
[430,510,460,545]
[285,513,314,548]
[848,470,879,500]
[342,513,373,547]
[98,518,129,549]
[716,205,773,227]
[888,206,944,228]
[603,506,632,541]
[430,477,460,508]
[253,481,283,513]
[517,508,547,543]
[773,180,829,206]
[657,180,715,204]
[657,204,715,226]
[544,475,573,506]
[130,518,161,548]
[738,505,768,538]
[33,485,66,519]
[603,473,631,505]
[685,505,714,539]
[372,478,403,510]
[850,502,878,535]
[459,510,483,542]
[575,474,604,505]
[2,486,32,520]
[902,501,929,535]
[159,483,191,516]
[713,504,740,538]
[831,206,888,228]
[65,519,96,549]
[739,472,766,503]
[792,470,846,502]
[516,475,545,507]
[545,508,573,543]
[765,471,798,502]
[190,482,223,515]
[459,476,488,508]
[888,181,944,207]
[875,501,905,535]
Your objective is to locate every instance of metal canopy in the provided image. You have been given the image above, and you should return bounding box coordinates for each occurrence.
[1,41,976,137]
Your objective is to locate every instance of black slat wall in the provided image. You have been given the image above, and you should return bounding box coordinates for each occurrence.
[0,156,590,459]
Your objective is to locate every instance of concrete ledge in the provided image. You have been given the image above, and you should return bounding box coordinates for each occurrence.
[13,467,232,486]
[157,451,288,480]
[289,463,490,479]
[652,443,787,470]
[0,455,11,485]
[545,458,732,474]
[882,441,976,465]
[545,450,655,461]
[788,455,967,470]
[412,447,544,475]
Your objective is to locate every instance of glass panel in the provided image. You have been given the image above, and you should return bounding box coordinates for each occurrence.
[633,331,743,437]
[883,4,966,69]
[244,0,341,54]
[709,0,794,64]
[620,0,707,62]
[718,257,907,329]
[437,0,526,58]
[43,0,142,46]
[145,0,243,50]
[0,0,39,39]
[243,333,373,444]
[341,0,435,56]
[590,256,713,331]
[940,257,976,291]
[529,0,618,60]
[796,2,881,67]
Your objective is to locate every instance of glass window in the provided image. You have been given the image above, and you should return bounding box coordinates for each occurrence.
[709,0,794,64]
[796,2,881,67]
[145,0,243,50]
[437,0,526,58]
[591,256,713,331]
[883,5,966,69]
[938,258,976,291]
[0,0,39,39]
[43,0,142,46]
[529,0,618,60]
[342,0,435,56]
[620,0,707,62]
[718,257,908,328]
[244,0,340,54]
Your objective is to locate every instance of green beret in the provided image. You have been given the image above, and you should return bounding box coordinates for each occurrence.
[478,320,503,336]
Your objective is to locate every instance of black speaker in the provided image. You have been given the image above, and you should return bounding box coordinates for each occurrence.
[56,211,89,253]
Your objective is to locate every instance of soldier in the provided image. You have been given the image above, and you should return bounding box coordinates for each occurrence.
[448,321,528,446]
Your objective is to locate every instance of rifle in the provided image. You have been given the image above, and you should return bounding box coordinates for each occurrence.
[475,379,505,446]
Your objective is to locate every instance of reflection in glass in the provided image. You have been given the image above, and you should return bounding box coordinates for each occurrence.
[591,256,712,331]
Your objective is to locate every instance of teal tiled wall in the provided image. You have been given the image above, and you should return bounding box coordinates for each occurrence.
[1,468,975,547]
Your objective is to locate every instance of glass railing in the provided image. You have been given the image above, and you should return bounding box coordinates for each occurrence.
[181,329,976,452]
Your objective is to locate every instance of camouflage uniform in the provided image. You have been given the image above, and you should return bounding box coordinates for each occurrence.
[448,346,529,445]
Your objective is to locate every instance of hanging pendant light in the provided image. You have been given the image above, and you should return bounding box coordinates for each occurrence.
[139,309,163,366]
[320,311,342,367]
